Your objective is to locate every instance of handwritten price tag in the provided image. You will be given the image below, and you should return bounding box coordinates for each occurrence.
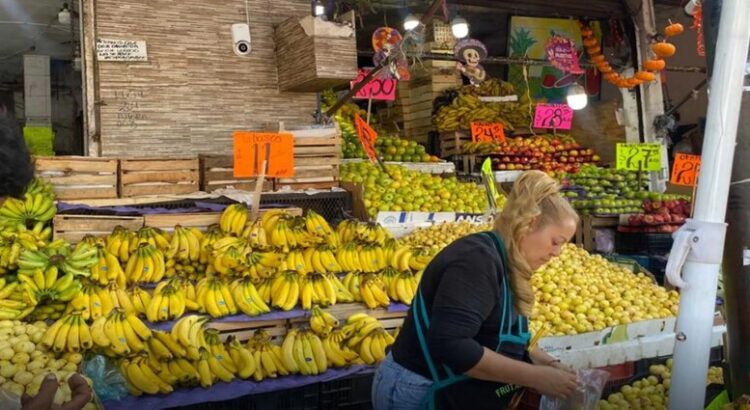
[471,122,506,142]
[671,153,701,186]
[351,69,397,101]
[233,131,295,178]
[354,114,379,162]
[533,104,574,130]
[616,143,662,171]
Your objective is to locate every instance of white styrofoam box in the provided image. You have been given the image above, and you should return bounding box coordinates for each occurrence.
[494,171,523,183]
[341,159,455,174]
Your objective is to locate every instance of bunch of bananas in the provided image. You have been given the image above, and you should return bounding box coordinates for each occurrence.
[67,282,116,320]
[260,209,293,235]
[201,329,241,383]
[306,245,342,273]
[18,265,79,306]
[0,192,56,227]
[210,237,251,276]
[24,178,55,197]
[390,245,434,272]
[196,277,237,318]
[219,203,248,236]
[230,278,270,316]
[106,226,137,264]
[336,243,389,273]
[165,225,204,277]
[17,241,98,278]
[128,285,152,317]
[0,233,24,275]
[0,278,34,320]
[300,273,337,309]
[89,244,126,287]
[342,313,394,365]
[309,305,339,336]
[280,328,328,376]
[337,220,390,246]
[2,222,52,252]
[269,217,319,252]
[382,267,419,304]
[246,330,290,380]
[461,141,501,155]
[134,227,171,252]
[119,356,174,395]
[90,309,152,355]
[342,272,390,308]
[322,328,360,367]
[124,243,166,283]
[41,311,92,353]
[198,225,223,265]
[270,270,300,311]
[241,220,269,250]
[460,79,518,98]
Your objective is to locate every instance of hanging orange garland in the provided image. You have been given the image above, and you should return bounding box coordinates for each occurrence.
[579,21,683,89]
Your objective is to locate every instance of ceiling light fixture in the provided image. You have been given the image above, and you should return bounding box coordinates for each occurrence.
[566,83,588,110]
[403,13,420,31]
[451,14,469,39]
[58,3,71,25]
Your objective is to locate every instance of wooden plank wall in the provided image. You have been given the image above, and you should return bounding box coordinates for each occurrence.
[89,0,318,158]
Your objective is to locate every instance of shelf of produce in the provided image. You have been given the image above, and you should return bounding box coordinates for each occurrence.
[341,159,455,174]
[101,365,374,410]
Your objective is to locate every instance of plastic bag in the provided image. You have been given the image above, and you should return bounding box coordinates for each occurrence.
[0,388,21,410]
[84,355,129,401]
[539,369,610,410]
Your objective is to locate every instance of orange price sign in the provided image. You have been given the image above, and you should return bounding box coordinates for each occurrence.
[354,114,379,162]
[670,153,701,186]
[471,122,506,142]
[233,131,295,178]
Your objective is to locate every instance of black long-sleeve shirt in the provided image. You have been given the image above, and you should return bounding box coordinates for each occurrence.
[391,233,522,379]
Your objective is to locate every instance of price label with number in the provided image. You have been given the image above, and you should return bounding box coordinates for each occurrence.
[351,69,398,101]
[616,143,662,171]
[233,131,295,178]
[354,114,379,162]
[533,104,574,130]
[671,153,701,186]
[471,122,506,142]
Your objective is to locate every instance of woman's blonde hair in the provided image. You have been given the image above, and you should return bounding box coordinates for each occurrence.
[494,170,579,316]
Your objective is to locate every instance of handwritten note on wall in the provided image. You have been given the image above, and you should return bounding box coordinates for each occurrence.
[97,39,148,62]
[114,90,147,129]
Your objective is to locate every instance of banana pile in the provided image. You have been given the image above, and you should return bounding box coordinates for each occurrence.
[230,277,271,317]
[340,313,394,365]
[309,305,339,336]
[0,279,35,320]
[0,319,97,409]
[0,192,57,228]
[460,141,501,155]
[18,241,98,278]
[19,265,78,310]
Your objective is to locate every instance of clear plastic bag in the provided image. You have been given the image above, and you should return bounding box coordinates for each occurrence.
[539,369,610,410]
[84,355,129,401]
[0,388,21,410]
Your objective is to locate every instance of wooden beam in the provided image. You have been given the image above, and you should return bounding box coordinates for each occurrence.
[81,0,100,157]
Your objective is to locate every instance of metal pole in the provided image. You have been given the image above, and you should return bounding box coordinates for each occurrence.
[667,0,750,408]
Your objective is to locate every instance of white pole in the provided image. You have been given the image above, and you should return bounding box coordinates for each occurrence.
[668,0,750,408]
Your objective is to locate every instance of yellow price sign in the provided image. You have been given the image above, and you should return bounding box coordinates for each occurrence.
[616,143,662,171]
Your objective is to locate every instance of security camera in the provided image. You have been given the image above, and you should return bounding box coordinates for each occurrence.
[232,23,251,56]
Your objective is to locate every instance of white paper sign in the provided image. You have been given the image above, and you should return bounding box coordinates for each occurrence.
[96,39,148,62]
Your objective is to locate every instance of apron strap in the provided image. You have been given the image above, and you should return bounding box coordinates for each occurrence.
[413,290,441,382]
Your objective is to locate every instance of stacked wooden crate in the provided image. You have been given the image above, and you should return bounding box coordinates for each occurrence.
[274,127,342,191]
[119,158,200,197]
[439,130,472,158]
[33,156,119,200]
[199,154,272,192]
[393,60,461,143]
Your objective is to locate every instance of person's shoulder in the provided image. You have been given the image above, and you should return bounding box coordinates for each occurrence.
[443,232,501,263]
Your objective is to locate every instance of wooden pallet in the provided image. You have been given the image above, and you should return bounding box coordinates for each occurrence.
[119,158,200,197]
[52,214,144,243]
[440,131,471,158]
[199,154,272,192]
[33,156,119,200]
[274,127,342,191]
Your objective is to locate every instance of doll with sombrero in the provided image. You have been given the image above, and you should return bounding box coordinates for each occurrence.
[372,27,411,81]
[454,38,488,85]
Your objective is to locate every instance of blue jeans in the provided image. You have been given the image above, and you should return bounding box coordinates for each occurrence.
[372,353,433,410]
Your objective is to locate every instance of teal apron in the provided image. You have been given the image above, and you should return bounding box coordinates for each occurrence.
[412,231,531,410]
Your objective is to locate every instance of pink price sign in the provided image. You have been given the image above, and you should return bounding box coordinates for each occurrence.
[533,104,574,130]
[350,69,398,101]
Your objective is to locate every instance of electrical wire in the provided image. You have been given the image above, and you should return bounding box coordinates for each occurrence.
[245,0,250,26]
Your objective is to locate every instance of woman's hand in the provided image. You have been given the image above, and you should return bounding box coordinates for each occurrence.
[21,373,92,410]
[550,360,575,374]
[530,365,577,400]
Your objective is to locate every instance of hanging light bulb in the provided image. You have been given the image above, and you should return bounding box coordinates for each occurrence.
[313,0,325,17]
[451,15,469,39]
[566,83,588,110]
[58,3,71,25]
[403,13,420,31]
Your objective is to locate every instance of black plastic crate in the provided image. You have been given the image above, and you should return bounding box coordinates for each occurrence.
[260,191,352,225]
[615,231,674,255]
[319,371,374,410]
[168,382,320,410]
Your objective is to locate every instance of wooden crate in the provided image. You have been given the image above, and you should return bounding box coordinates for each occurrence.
[119,158,200,197]
[440,131,471,158]
[274,127,342,191]
[582,215,619,252]
[199,154,272,192]
[144,208,303,232]
[340,181,369,221]
[274,16,357,92]
[33,156,119,200]
[53,214,144,243]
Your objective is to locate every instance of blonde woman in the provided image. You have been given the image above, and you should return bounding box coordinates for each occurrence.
[372,171,579,410]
